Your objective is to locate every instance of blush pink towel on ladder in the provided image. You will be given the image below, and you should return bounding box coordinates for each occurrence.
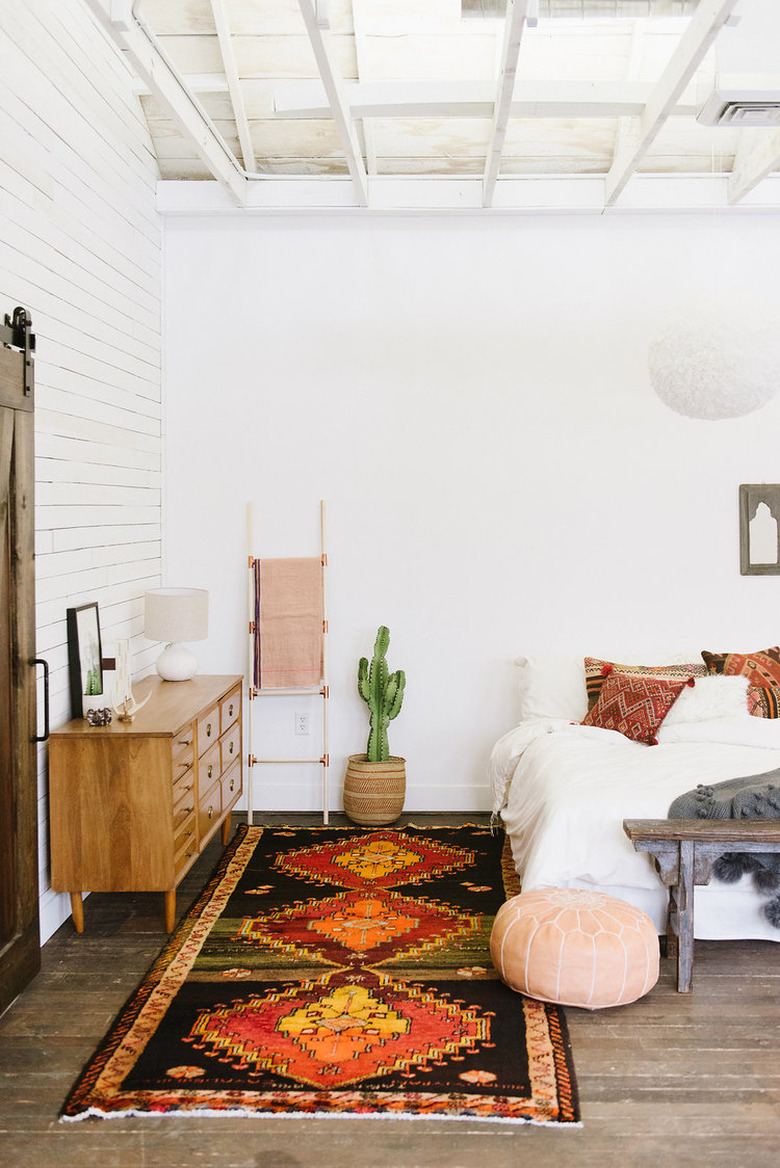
[255,558,323,689]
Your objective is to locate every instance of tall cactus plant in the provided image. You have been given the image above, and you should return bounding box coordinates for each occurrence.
[358,626,406,762]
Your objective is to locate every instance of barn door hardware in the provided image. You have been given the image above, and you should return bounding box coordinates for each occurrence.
[1,307,35,396]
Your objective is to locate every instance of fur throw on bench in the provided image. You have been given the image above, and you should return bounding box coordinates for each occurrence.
[668,772,780,928]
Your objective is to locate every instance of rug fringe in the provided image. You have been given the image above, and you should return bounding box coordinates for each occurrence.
[60,1106,581,1127]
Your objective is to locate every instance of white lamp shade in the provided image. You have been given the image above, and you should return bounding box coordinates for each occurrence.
[144,588,208,681]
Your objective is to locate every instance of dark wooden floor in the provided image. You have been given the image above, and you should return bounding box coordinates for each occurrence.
[1,813,779,1168]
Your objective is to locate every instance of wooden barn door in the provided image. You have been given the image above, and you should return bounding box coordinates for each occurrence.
[0,308,39,1015]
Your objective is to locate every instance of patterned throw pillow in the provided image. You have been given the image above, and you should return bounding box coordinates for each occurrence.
[582,672,693,745]
[702,647,780,689]
[584,657,707,711]
[747,685,780,718]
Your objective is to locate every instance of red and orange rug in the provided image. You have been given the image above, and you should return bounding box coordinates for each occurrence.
[61,824,579,1125]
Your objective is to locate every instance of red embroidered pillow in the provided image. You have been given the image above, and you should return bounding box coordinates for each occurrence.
[584,657,706,712]
[582,673,692,745]
[702,647,780,689]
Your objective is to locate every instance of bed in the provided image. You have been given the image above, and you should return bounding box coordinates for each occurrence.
[489,650,780,941]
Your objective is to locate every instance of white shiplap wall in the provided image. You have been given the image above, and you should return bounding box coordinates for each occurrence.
[0,0,163,942]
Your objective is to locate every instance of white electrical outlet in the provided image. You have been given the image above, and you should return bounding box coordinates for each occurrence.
[295,711,310,735]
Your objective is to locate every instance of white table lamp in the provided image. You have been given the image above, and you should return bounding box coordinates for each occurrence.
[144,588,208,681]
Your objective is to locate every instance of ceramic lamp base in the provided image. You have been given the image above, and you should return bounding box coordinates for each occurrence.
[155,642,198,682]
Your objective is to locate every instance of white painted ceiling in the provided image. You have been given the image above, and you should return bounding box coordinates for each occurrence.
[88,0,780,212]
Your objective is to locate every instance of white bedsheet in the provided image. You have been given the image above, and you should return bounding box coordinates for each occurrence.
[489,717,780,940]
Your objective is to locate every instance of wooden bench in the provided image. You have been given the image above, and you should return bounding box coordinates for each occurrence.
[623,818,780,993]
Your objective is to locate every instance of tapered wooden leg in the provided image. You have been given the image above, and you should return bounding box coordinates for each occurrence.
[221,813,231,846]
[164,889,176,933]
[69,892,84,934]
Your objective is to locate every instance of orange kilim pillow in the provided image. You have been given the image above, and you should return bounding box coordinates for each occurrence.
[702,646,780,689]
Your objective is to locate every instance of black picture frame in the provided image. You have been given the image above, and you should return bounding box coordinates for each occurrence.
[67,602,104,719]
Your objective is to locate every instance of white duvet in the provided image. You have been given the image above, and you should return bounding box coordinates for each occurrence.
[489,716,780,940]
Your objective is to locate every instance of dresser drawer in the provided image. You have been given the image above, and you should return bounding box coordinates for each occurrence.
[173,790,196,833]
[199,779,222,841]
[171,722,196,772]
[172,760,196,804]
[200,738,221,789]
[197,704,219,755]
[173,810,197,868]
[221,721,241,772]
[222,759,242,810]
[221,687,241,734]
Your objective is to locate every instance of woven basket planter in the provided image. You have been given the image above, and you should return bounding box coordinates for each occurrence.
[343,755,406,826]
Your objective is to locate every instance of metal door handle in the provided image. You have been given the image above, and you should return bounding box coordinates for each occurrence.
[29,658,49,742]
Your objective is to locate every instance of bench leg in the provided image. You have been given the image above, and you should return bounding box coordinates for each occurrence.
[676,841,695,992]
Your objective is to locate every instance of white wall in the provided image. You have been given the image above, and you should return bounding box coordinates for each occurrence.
[1,0,163,941]
[161,213,780,816]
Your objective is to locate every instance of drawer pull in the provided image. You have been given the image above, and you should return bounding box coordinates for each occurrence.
[206,722,212,738]
[207,805,214,820]
[229,741,234,755]
[207,764,213,779]
[229,778,235,792]
[179,761,190,770]
[228,703,234,717]
[178,737,192,747]
[182,782,193,792]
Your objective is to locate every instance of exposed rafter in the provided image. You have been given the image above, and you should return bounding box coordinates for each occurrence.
[296,0,369,207]
[604,0,740,206]
[85,0,247,206]
[729,125,780,204]
[209,0,256,173]
[156,173,780,216]
[272,79,700,120]
[352,1,378,177]
[483,0,531,207]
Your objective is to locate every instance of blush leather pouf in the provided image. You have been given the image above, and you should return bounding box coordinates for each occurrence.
[490,888,659,1009]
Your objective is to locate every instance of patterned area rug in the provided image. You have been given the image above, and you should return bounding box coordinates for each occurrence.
[61,824,579,1124]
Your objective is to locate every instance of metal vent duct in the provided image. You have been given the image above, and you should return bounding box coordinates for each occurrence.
[698,91,780,127]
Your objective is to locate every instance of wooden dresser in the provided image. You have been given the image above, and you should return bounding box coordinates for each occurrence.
[49,674,243,933]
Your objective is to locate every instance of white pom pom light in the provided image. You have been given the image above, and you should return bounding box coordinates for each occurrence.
[648,297,780,421]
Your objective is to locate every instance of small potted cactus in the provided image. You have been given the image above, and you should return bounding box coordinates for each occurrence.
[343,626,406,826]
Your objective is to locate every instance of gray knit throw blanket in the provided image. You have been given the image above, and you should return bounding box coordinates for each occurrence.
[668,771,780,928]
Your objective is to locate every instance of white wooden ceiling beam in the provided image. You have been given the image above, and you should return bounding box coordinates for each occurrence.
[209,0,256,173]
[272,79,700,121]
[297,0,369,207]
[728,126,780,205]
[156,174,780,216]
[604,0,740,207]
[351,1,377,176]
[84,0,247,205]
[483,0,530,208]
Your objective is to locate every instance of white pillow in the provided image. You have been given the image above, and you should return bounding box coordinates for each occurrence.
[516,655,588,722]
[515,650,706,724]
[662,673,749,726]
